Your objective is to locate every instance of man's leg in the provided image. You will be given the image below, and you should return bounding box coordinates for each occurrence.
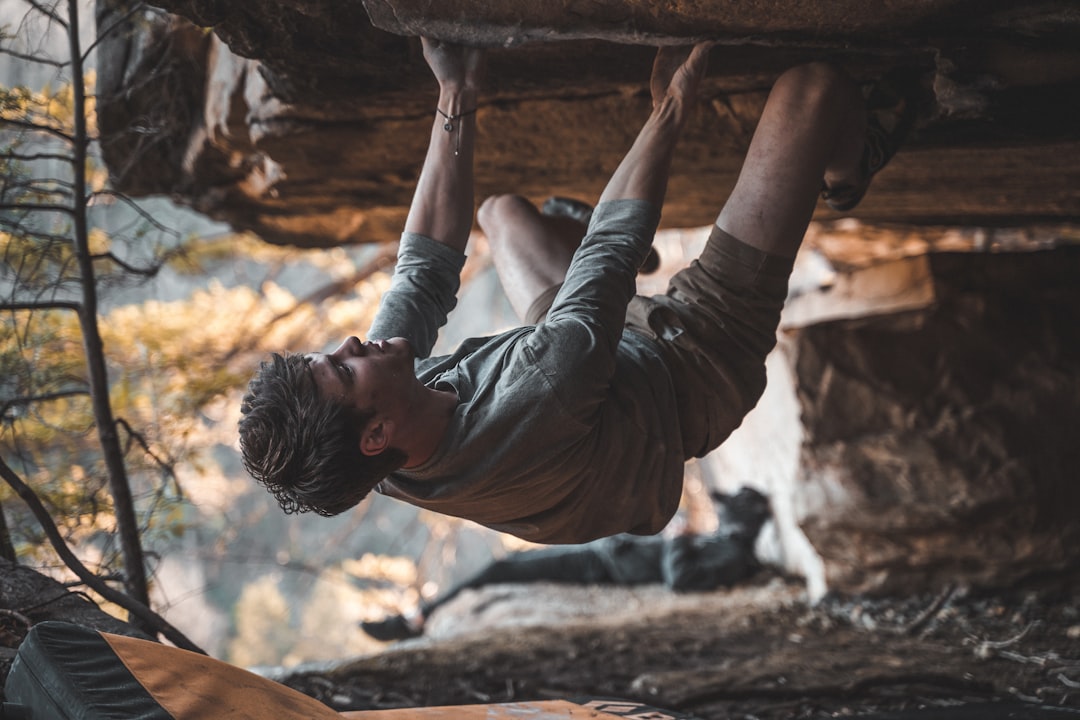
[717,62,866,259]
[477,194,584,323]
[632,63,875,457]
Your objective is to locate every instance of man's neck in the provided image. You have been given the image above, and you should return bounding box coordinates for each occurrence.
[399,386,458,469]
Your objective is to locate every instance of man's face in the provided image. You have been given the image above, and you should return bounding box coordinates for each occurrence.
[305,336,415,415]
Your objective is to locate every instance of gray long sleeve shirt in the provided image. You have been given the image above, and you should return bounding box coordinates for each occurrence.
[368,200,685,544]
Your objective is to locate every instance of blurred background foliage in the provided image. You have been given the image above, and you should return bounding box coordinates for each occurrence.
[0,0,572,666]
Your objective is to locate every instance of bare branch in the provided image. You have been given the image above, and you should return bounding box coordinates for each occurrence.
[0,453,205,654]
[88,190,183,240]
[0,151,74,165]
[89,251,160,278]
[0,118,75,144]
[3,176,75,190]
[1,177,75,200]
[81,1,148,62]
[0,218,70,245]
[293,244,400,310]
[20,0,68,28]
[0,300,81,312]
[0,608,32,630]
[220,244,399,364]
[0,201,75,215]
[114,418,178,485]
[1,390,89,419]
[0,46,67,68]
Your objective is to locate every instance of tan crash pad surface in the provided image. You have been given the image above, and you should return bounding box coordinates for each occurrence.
[342,698,688,718]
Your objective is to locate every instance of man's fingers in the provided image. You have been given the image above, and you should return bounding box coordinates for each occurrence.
[686,41,715,70]
[651,41,713,107]
[652,44,693,82]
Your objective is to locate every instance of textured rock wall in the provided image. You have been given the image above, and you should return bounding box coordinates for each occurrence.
[710,242,1080,598]
[95,0,1080,246]
[794,248,1080,595]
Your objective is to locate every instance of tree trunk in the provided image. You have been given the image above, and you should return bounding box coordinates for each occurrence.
[0,502,15,563]
[67,0,150,611]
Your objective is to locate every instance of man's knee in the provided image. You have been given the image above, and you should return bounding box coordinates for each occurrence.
[477,193,535,240]
[772,61,856,111]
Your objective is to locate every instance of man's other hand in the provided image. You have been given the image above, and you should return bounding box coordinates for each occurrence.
[650,42,714,120]
[421,37,485,92]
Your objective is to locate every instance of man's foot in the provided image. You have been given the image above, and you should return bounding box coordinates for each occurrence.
[541,196,594,226]
[821,69,921,213]
[541,196,662,274]
[359,614,423,642]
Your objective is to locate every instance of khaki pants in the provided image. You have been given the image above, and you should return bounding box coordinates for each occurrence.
[529,225,793,458]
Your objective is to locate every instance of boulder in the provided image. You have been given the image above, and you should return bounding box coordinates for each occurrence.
[706,227,1080,598]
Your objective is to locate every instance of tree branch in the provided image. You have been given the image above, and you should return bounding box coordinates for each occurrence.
[88,190,183,240]
[2,176,75,190]
[0,227,71,247]
[90,251,160,278]
[220,244,399,364]
[0,151,74,165]
[0,47,67,68]
[81,1,147,62]
[20,0,68,28]
[0,177,74,201]
[0,454,205,653]
[1,389,89,419]
[114,418,178,489]
[0,118,75,144]
[0,300,81,312]
[0,201,75,215]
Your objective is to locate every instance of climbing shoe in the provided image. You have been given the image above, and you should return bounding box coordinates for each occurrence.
[359,614,423,642]
[822,68,921,213]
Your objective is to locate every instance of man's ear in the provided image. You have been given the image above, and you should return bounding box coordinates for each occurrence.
[359,418,392,457]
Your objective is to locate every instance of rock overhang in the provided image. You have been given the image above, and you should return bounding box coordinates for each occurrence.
[95,0,1080,247]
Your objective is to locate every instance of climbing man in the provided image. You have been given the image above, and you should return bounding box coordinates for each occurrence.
[239,38,914,543]
[360,487,771,642]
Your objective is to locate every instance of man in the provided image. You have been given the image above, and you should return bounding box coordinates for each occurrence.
[239,38,911,543]
[361,487,771,642]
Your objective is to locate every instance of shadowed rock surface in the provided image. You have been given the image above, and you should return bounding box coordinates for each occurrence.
[95,0,1080,246]
[790,245,1080,595]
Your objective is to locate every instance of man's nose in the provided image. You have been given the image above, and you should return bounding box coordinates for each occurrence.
[331,336,363,358]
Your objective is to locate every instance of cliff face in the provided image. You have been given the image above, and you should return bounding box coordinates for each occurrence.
[95,0,1080,246]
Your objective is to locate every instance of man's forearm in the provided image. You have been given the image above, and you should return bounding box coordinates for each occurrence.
[598,43,710,210]
[597,99,684,209]
[403,86,478,255]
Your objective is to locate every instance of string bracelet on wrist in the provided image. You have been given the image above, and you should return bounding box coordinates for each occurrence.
[435,106,477,155]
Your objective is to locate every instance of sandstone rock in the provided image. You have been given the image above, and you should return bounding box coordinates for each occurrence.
[708,237,1080,598]
[95,0,1080,246]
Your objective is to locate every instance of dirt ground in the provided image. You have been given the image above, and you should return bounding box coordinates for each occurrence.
[278,573,1080,719]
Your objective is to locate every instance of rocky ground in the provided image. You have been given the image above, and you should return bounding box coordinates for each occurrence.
[279,572,1080,719]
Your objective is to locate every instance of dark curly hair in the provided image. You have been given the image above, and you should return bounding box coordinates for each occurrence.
[238,353,408,516]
